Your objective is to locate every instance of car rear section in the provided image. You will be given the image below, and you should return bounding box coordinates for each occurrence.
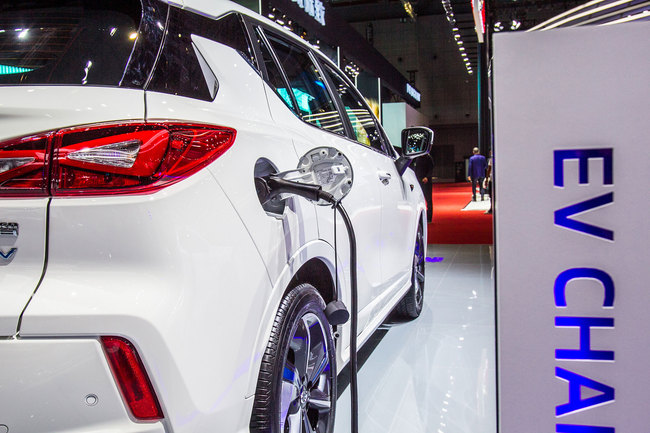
[0,1,163,432]
[0,0,153,335]
[0,1,273,432]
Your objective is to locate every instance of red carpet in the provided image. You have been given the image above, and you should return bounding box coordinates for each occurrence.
[427,183,493,244]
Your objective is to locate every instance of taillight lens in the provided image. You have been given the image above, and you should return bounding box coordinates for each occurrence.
[0,122,236,197]
[0,133,51,197]
[101,336,164,421]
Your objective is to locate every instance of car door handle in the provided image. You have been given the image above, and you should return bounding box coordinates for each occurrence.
[378,171,391,185]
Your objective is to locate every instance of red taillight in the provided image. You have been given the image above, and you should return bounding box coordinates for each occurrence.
[0,122,236,197]
[0,133,51,197]
[101,336,163,421]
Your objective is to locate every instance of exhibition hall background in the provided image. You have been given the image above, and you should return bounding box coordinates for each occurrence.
[231,0,612,246]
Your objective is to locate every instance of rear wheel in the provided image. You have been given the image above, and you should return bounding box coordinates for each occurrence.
[396,223,425,319]
[250,284,336,433]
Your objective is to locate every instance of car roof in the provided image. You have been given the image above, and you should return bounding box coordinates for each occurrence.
[157,0,355,101]
[160,0,321,54]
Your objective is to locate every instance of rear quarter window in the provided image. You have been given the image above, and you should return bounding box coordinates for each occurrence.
[147,10,257,101]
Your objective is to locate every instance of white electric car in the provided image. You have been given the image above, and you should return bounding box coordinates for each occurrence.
[0,1,431,432]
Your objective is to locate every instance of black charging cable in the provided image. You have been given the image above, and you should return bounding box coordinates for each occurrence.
[255,175,360,433]
[333,201,359,433]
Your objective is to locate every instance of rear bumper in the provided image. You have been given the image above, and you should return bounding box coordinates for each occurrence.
[0,338,165,433]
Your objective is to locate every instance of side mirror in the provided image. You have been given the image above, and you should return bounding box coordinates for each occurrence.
[396,127,434,175]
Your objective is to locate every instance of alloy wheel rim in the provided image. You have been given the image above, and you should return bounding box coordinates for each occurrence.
[280,312,332,433]
[413,228,425,310]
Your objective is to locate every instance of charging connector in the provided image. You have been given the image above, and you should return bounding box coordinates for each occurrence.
[255,175,335,205]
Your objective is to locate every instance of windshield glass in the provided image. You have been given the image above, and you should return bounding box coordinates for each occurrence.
[0,0,142,86]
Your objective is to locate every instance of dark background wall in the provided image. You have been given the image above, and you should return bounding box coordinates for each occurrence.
[430,124,478,181]
[352,16,479,181]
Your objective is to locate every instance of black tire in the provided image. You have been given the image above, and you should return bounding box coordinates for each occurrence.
[396,223,425,319]
[250,284,336,433]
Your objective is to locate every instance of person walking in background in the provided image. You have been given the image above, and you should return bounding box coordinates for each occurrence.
[484,150,493,214]
[467,147,487,201]
[411,152,434,222]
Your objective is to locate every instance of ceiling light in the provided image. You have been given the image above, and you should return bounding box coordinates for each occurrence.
[402,1,416,20]
[542,0,632,31]
[511,20,521,30]
[494,21,504,32]
[528,0,604,31]
[601,9,650,25]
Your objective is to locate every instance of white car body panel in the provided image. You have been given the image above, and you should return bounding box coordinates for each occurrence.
[0,88,146,337]
[0,338,165,433]
[0,1,427,432]
[20,173,271,433]
[243,239,340,394]
[0,87,145,140]
[379,163,417,283]
[151,38,320,285]
[0,199,47,336]
[262,85,383,331]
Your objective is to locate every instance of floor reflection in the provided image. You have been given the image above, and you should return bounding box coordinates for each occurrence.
[335,244,496,433]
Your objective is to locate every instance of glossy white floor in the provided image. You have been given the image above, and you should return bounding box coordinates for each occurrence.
[334,244,496,433]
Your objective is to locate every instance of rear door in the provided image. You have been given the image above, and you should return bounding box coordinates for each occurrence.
[256,28,384,332]
[322,66,415,300]
[0,0,151,335]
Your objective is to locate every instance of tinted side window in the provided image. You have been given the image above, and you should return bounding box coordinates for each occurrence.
[206,12,257,68]
[255,29,295,111]
[324,65,385,153]
[265,33,344,136]
[149,10,256,101]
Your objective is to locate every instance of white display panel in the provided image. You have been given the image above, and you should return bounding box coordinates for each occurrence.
[494,22,650,433]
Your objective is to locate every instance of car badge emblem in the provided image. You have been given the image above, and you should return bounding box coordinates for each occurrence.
[0,222,18,236]
[0,222,18,264]
[0,247,17,261]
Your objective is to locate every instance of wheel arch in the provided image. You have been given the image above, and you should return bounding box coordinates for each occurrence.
[245,240,344,398]
[286,258,336,306]
[420,209,428,246]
